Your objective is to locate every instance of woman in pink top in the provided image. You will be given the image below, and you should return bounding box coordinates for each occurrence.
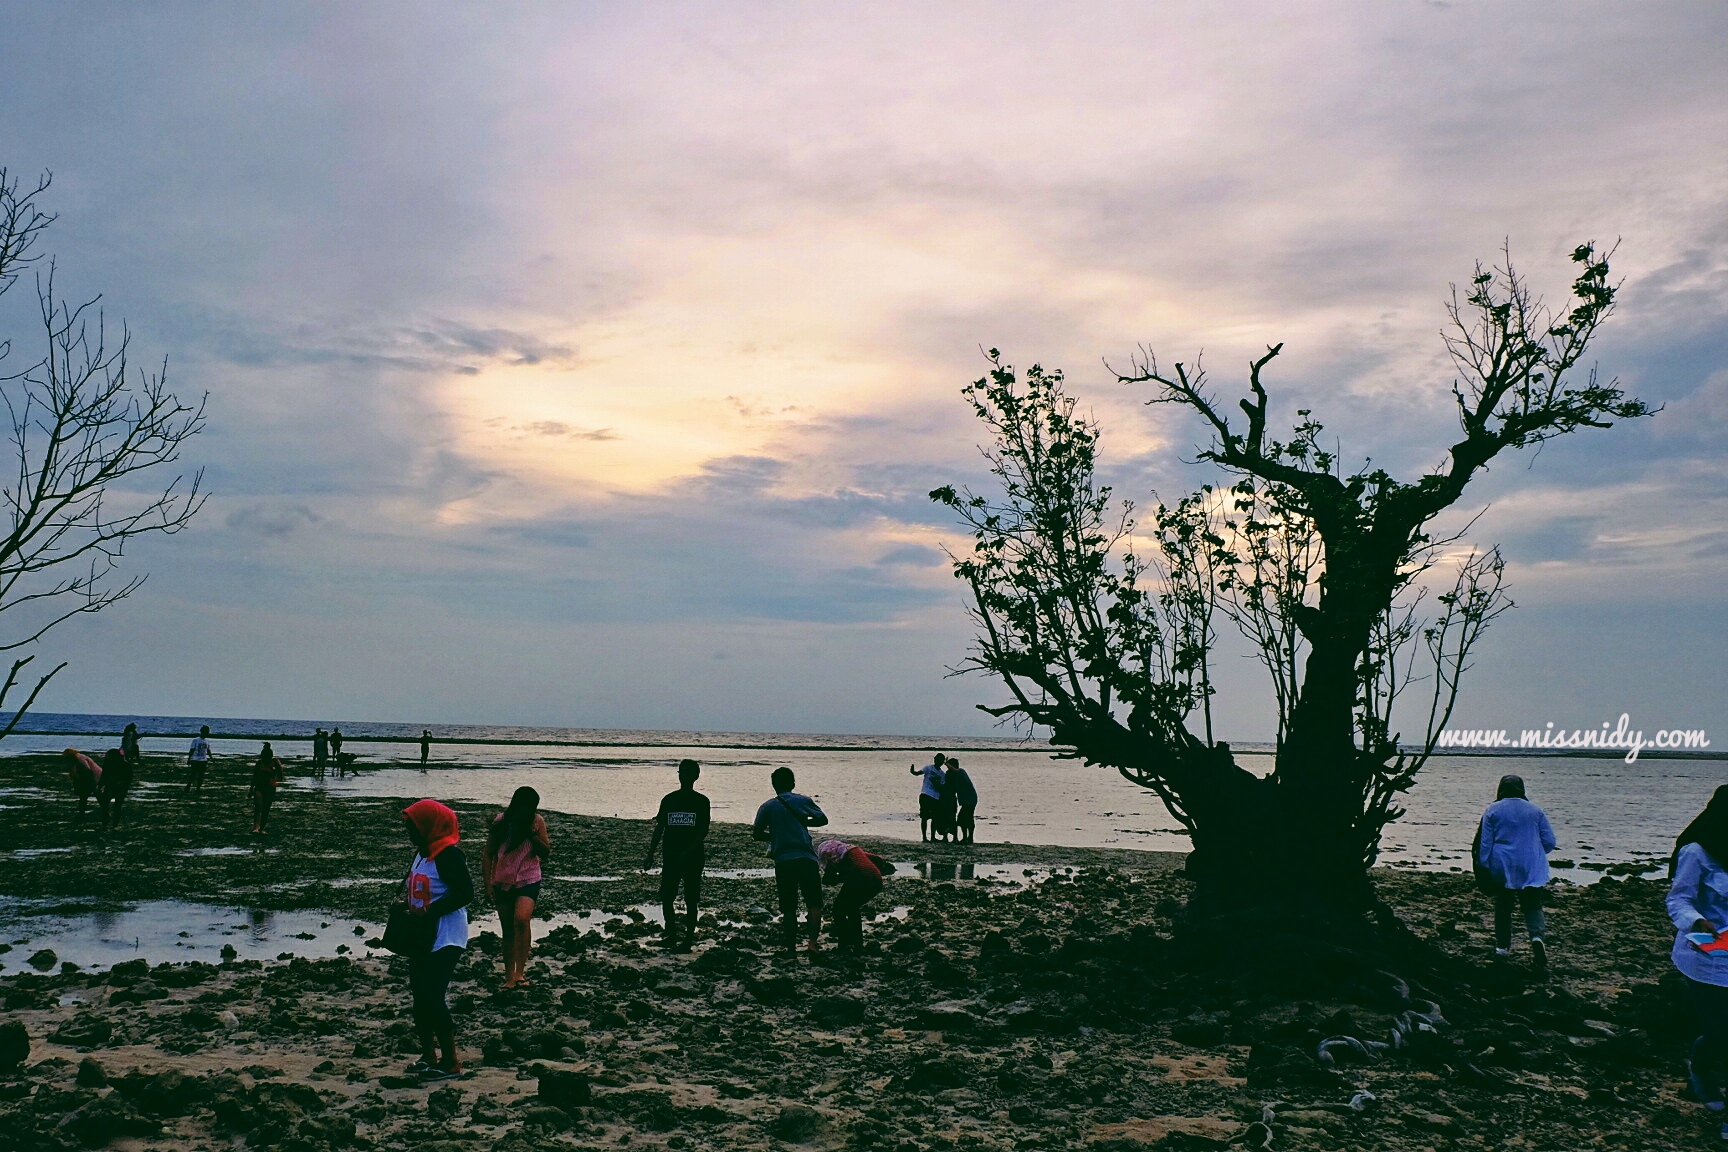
[484,786,550,989]
[62,748,102,825]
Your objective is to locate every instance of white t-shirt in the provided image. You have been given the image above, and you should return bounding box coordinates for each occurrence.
[409,852,470,952]
[919,763,946,800]
[188,737,211,763]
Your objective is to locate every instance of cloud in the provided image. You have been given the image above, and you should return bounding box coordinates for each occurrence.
[0,2,1723,735]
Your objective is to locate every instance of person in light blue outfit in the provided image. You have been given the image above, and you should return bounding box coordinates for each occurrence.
[1476,774,1557,963]
[1668,786,1728,1124]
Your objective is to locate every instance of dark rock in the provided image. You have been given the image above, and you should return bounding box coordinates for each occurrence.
[111,1069,212,1117]
[427,1083,463,1120]
[75,1057,107,1087]
[1171,1014,1227,1047]
[0,1021,29,1071]
[771,1103,826,1142]
[809,994,868,1028]
[538,1068,591,1109]
[522,1103,572,1131]
[26,948,57,971]
[58,1091,161,1147]
[916,1002,977,1031]
[51,1016,114,1049]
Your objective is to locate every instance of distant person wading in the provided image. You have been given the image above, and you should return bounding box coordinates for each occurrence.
[187,725,213,792]
[251,743,285,834]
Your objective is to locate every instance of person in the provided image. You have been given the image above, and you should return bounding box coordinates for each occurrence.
[1475,774,1557,963]
[187,725,213,792]
[646,759,711,951]
[935,765,960,842]
[98,748,134,831]
[817,838,892,952]
[910,753,947,843]
[484,786,550,989]
[1671,787,1728,1124]
[753,767,828,953]
[330,727,345,775]
[250,743,284,834]
[946,757,978,844]
[120,722,142,769]
[62,748,102,825]
[398,799,473,1081]
[312,728,329,776]
[420,729,432,766]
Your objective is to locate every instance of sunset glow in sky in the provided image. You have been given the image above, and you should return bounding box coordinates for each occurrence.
[1,3,1724,737]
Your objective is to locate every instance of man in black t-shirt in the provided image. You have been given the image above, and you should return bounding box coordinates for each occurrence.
[646,758,711,951]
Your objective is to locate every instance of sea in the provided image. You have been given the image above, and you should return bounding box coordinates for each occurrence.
[10,712,1726,878]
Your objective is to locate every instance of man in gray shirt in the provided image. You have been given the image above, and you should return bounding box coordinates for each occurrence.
[753,767,829,952]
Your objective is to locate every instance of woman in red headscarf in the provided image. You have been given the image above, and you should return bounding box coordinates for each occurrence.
[398,799,474,1081]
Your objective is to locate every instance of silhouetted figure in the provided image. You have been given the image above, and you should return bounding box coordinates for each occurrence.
[485,786,549,989]
[98,747,134,830]
[1476,774,1557,963]
[420,729,432,766]
[330,727,345,775]
[911,753,947,842]
[753,767,828,953]
[251,743,284,833]
[946,757,978,844]
[120,722,141,769]
[63,748,102,825]
[187,725,212,792]
[647,759,711,951]
[1670,786,1728,1124]
[312,728,329,776]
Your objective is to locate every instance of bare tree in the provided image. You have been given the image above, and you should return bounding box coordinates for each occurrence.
[0,169,206,737]
[934,244,1646,917]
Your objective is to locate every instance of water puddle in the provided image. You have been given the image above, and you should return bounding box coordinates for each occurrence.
[174,846,278,857]
[6,847,77,858]
[0,898,379,971]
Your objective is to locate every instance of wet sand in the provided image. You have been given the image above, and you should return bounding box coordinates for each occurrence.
[0,753,1708,1150]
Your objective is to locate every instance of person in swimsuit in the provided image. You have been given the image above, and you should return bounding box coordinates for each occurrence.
[484,786,549,989]
[250,743,284,834]
[62,748,102,825]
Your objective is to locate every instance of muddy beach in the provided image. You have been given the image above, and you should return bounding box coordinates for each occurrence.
[0,752,1709,1151]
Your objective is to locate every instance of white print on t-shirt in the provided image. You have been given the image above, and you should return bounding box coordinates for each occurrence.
[667,811,697,826]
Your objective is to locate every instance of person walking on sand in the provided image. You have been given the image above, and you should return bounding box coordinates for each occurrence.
[420,729,432,767]
[398,799,473,1081]
[817,838,893,953]
[646,759,711,952]
[98,748,135,831]
[1475,774,1557,964]
[911,753,947,843]
[120,722,141,770]
[753,767,828,953]
[312,728,328,777]
[187,725,213,792]
[946,757,978,845]
[484,786,550,989]
[1669,786,1728,1127]
[250,743,285,834]
[62,748,102,825]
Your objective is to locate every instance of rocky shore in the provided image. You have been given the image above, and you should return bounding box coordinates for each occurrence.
[0,752,1708,1150]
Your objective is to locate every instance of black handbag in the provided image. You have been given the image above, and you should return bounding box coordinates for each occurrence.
[382,903,436,956]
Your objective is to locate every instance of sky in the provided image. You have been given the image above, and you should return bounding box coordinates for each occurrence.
[0,2,1723,740]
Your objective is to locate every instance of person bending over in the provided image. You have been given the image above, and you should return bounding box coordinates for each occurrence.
[63,748,102,825]
[99,748,135,831]
[647,759,710,952]
[817,838,892,953]
[753,767,828,953]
